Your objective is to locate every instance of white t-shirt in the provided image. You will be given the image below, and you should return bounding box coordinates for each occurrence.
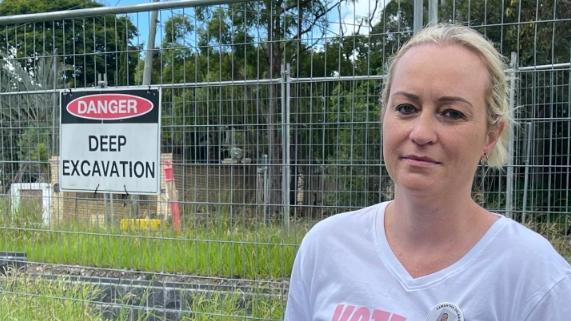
[285,201,571,321]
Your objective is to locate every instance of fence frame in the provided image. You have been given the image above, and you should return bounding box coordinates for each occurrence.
[0,1,569,319]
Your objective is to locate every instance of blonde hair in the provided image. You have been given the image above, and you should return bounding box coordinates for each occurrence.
[380,24,512,168]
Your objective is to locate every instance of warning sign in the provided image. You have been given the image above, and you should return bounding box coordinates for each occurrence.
[60,89,161,194]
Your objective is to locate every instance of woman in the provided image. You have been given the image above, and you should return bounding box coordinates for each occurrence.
[285,24,570,321]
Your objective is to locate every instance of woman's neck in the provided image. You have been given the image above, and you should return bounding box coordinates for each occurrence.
[386,187,492,250]
[384,188,498,278]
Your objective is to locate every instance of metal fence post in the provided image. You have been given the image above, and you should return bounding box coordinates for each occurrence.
[505,52,517,219]
[0,2,568,318]
[97,74,115,227]
[143,0,159,86]
[133,0,159,220]
[414,0,423,33]
[281,64,291,230]
[522,122,534,223]
[262,154,269,223]
[428,0,438,25]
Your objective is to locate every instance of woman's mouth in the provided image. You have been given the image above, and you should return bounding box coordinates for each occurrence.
[401,155,441,166]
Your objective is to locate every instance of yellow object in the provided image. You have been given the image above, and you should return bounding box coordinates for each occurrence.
[120,218,161,231]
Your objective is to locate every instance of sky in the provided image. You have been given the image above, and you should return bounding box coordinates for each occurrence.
[97,0,389,53]
[97,0,383,48]
[101,0,149,7]
[100,0,380,17]
[340,0,384,35]
[99,0,154,47]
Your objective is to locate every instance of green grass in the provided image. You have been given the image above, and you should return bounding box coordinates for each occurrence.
[1,198,569,280]
[1,198,568,321]
[0,271,285,321]
[8,225,300,279]
[0,197,295,320]
[0,271,107,321]
[0,199,308,279]
[188,291,284,321]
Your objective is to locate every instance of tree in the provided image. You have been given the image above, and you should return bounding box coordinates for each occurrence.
[140,0,568,218]
[345,0,571,215]
[154,1,344,217]
[243,1,347,215]
[0,56,70,187]
[294,0,570,214]
[0,0,140,87]
[0,0,142,188]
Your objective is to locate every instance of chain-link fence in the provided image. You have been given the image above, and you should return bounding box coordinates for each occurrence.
[0,0,569,320]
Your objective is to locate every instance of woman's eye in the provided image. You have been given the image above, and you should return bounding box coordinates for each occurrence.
[395,104,417,115]
[441,109,466,120]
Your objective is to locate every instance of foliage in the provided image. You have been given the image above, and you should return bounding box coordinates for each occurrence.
[0,56,68,186]
[0,200,305,279]
[156,1,344,214]
[318,80,382,208]
[0,271,107,321]
[0,0,568,216]
[189,291,284,321]
[0,269,285,321]
[308,0,571,211]
[0,0,140,87]
[150,0,571,213]
[0,0,141,188]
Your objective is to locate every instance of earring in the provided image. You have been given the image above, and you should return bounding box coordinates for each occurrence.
[480,152,489,166]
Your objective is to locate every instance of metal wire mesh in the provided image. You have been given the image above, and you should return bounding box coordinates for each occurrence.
[0,0,569,320]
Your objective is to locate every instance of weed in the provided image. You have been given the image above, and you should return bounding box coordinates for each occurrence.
[0,270,106,321]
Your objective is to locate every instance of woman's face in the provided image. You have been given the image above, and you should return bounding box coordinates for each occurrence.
[382,43,501,196]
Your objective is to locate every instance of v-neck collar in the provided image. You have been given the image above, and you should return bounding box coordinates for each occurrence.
[373,201,507,290]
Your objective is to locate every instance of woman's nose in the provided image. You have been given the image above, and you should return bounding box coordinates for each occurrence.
[409,113,437,146]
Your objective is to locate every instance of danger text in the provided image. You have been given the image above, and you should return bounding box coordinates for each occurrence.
[78,99,138,114]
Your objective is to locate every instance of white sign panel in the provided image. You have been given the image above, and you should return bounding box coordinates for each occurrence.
[60,89,161,194]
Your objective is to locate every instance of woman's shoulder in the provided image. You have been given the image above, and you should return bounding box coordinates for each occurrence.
[308,202,387,235]
[495,216,570,273]
[297,202,387,248]
[499,218,565,253]
[492,217,571,318]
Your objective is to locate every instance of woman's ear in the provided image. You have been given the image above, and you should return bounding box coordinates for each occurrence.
[484,120,505,154]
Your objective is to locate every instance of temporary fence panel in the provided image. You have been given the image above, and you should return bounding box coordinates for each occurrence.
[0,0,569,320]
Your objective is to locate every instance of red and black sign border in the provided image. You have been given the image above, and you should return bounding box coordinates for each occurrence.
[60,88,160,124]
[59,87,162,195]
